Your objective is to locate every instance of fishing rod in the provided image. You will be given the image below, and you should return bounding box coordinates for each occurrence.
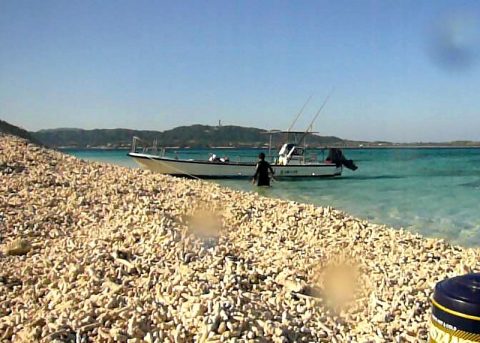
[287,94,313,132]
[299,88,335,143]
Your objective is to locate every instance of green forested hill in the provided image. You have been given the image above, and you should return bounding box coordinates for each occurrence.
[3,119,478,148]
[31,125,347,148]
[32,128,160,148]
[0,119,40,144]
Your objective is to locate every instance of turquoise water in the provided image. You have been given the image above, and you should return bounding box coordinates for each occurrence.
[65,148,480,247]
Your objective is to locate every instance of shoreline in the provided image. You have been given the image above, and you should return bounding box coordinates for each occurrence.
[58,145,480,150]
[1,133,479,341]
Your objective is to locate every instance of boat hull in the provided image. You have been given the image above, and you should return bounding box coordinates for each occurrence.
[128,153,342,178]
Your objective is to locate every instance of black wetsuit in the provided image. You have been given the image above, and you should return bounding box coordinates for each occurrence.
[253,160,274,186]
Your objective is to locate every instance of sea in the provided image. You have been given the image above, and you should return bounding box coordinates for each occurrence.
[64,148,480,247]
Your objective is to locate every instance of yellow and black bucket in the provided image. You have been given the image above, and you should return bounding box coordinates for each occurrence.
[429,273,480,342]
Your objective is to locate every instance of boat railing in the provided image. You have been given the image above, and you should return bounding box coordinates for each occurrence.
[131,136,279,163]
[130,136,165,156]
[307,153,318,162]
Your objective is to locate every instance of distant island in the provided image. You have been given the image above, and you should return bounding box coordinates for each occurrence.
[1,119,479,149]
[30,125,352,148]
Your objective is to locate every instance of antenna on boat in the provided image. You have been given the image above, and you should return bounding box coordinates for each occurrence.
[287,94,313,132]
[300,88,334,142]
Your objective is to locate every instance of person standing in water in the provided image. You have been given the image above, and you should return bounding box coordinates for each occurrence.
[252,153,275,186]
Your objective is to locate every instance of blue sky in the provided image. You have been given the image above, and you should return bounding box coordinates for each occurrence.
[1,0,479,142]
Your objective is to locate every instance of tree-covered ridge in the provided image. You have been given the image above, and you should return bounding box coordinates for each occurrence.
[3,119,479,148]
[31,125,346,148]
[0,119,40,144]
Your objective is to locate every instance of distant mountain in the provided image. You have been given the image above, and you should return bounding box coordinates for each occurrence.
[4,119,477,148]
[32,125,349,148]
[33,128,160,148]
[0,119,40,144]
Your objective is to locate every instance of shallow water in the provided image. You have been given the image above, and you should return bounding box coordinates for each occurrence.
[65,148,480,247]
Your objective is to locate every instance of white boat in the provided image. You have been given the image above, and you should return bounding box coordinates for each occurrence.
[128,95,357,179]
[128,133,357,179]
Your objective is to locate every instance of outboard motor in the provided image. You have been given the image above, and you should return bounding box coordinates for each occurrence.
[326,148,358,171]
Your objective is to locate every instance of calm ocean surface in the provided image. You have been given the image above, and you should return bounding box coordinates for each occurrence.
[64,148,480,247]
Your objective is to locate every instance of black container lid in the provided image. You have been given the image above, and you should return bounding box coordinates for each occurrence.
[433,273,480,318]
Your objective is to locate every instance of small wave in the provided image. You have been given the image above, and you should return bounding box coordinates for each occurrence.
[340,175,404,180]
[460,180,480,188]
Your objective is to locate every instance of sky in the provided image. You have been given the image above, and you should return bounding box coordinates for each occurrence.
[1,0,480,142]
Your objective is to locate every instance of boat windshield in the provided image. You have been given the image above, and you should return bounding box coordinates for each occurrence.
[291,147,304,156]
